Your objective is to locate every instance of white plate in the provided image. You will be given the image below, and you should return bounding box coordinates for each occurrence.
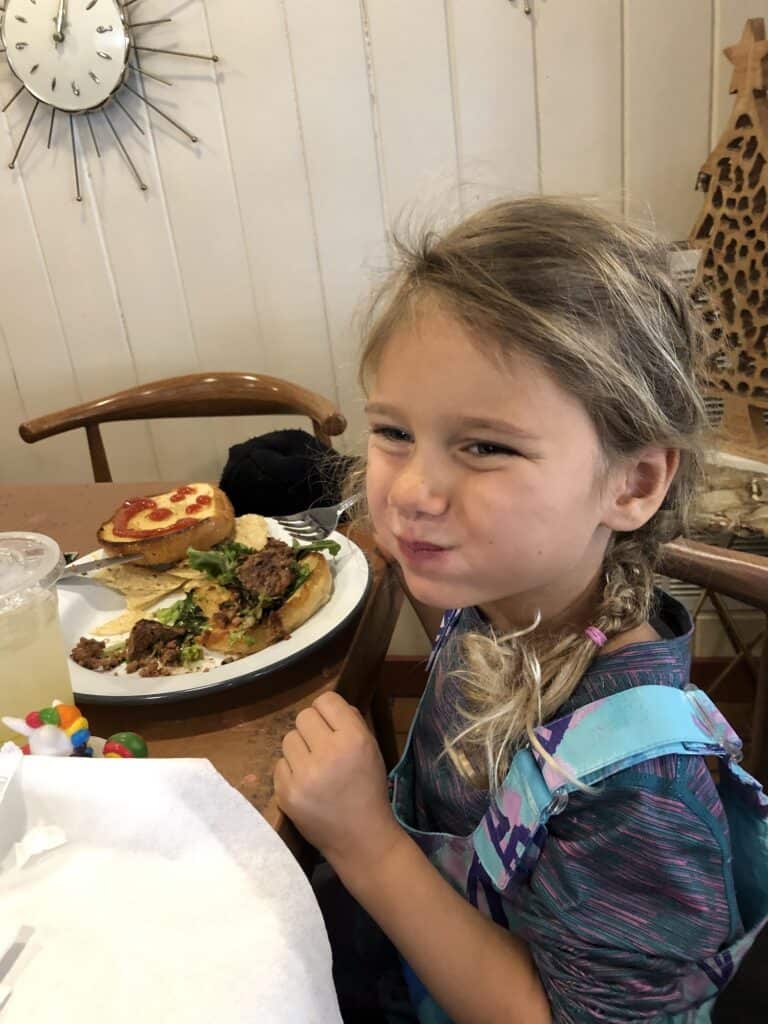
[57,520,371,705]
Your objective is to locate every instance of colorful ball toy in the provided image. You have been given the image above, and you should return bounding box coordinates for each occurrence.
[102,732,148,759]
[1,700,147,758]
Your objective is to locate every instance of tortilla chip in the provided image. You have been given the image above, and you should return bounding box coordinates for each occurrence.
[234,514,269,551]
[92,608,146,637]
[166,564,206,582]
[189,580,232,620]
[93,563,184,608]
[126,587,183,611]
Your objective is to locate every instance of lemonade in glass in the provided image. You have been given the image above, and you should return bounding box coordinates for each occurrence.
[0,533,73,744]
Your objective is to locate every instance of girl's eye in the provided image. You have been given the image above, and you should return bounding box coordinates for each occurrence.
[370,425,412,443]
[465,441,518,457]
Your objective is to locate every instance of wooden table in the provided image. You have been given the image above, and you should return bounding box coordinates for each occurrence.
[0,482,403,864]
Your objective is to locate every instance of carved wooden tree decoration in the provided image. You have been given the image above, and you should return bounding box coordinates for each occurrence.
[689,18,768,459]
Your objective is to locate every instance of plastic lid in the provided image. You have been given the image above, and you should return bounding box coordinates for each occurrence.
[0,532,64,599]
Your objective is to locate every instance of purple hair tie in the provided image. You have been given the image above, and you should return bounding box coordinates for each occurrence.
[585,625,607,647]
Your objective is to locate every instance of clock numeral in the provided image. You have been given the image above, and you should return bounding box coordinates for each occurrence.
[71,81,80,97]
[96,51,112,60]
[51,77,56,91]
[89,71,100,84]
[96,25,112,33]
[29,63,38,73]
[15,15,27,22]
[86,0,98,8]
[15,42,28,50]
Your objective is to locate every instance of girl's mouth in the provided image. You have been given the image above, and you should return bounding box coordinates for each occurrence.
[396,537,451,563]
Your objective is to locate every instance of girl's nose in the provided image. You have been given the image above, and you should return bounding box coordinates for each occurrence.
[389,455,449,518]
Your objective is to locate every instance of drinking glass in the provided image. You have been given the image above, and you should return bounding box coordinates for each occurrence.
[0,532,73,744]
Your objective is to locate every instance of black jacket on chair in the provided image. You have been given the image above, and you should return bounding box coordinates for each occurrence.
[219,429,355,518]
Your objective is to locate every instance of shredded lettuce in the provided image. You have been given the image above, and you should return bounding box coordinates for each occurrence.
[154,593,207,634]
[180,639,204,665]
[227,627,253,649]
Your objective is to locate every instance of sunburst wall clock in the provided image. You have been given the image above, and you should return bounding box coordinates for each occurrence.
[0,0,218,199]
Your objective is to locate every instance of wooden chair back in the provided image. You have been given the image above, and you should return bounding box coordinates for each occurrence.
[659,539,768,780]
[18,372,347,482]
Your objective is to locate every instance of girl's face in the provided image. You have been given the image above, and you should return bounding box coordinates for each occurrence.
[365,307,619,629]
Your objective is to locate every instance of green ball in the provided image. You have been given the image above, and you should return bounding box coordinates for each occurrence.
[39,707,60,726]
[107,732,148,758]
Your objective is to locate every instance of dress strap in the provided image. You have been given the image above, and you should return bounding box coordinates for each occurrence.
[473,686,742,890]
[425,608,463,675]
[528,685,741,791]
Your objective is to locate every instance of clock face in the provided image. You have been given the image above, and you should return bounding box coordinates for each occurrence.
[1,0,129,111]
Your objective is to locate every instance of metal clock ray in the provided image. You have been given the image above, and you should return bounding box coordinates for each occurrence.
[0,0,218,199]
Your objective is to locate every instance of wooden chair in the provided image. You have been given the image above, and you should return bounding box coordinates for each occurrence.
[18,372,347,482]
[659,538,768,781]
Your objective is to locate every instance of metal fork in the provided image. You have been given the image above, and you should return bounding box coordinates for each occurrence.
[274,493,361,541]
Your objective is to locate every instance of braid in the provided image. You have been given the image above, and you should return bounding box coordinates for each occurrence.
[445,527,663,790]
[595,531,659,639]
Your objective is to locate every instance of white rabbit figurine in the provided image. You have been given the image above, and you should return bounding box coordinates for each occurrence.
[1,699,92,756]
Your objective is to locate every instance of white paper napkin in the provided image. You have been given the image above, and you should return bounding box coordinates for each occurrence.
[0,750,342,1023]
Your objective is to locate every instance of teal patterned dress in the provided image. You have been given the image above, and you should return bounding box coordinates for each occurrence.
[389,592,768,1023]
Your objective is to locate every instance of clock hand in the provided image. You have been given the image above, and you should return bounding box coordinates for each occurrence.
[53,0,66,43]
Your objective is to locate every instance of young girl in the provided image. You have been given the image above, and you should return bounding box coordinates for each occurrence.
[273,197,766,1023]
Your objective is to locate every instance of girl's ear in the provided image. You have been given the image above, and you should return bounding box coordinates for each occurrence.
[601,447,680,533]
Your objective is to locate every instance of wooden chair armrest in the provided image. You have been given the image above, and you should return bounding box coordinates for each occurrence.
[19,372,346,444]
[659,538,768,613]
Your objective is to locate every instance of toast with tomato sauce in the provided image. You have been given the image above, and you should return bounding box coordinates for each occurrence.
[98,483,235,566]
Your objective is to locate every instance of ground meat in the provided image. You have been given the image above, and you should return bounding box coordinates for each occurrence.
[70,636,125,672]
[211,600,239,629]
[137,658,173,678]
[236,538,295,598]
[125,619,185,664]
[126,647,180,676]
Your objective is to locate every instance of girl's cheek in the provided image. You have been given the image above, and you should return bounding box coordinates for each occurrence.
[365,452,389,523]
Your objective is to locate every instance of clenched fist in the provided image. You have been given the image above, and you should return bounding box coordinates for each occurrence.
[274,692,403,878]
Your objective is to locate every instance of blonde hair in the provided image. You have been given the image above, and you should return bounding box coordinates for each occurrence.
[347,196,711,789]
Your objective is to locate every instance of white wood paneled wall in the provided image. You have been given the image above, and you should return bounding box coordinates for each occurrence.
[1,0,763,652]
[0,0,759,484]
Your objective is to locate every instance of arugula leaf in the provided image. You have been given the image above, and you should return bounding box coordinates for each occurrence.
[154,593,207,634]
[284,560,313,600]
[187,541,254,585]
[293,538,341,558]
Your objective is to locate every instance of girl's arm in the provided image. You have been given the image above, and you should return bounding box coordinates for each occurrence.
[343,822,551,1024]
[274,691,551,1024]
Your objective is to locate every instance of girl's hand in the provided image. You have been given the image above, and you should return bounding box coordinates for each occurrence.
[274,692,403,876]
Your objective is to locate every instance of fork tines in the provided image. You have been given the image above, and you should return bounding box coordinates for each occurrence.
[280,523,324,540]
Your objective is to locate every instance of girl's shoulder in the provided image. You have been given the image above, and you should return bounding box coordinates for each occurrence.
[600,619,661,653]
